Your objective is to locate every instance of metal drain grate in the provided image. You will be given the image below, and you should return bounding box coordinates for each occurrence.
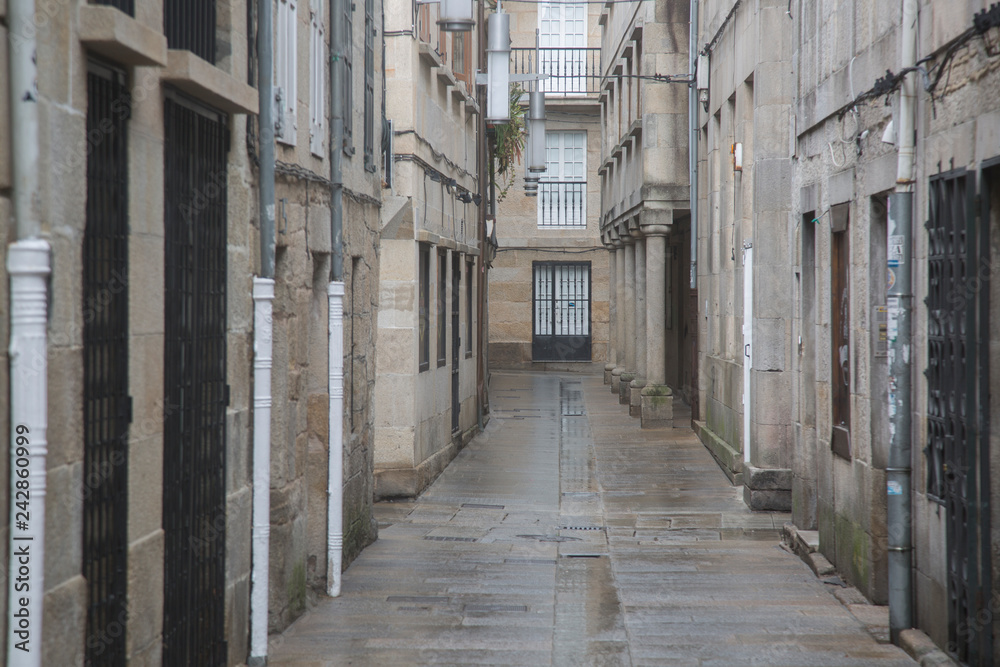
[464,604,529,613]
[504,558,557,565]
[516,534,582,543]
[560,526,605,531]
[386,596,449,604]
[423,536,478,542]
[560,554,606,559]
[462,503,505,509]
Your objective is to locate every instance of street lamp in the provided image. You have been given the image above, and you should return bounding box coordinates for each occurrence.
[438,0,474,32]
[486,11,511,123]
[527,90,546,173]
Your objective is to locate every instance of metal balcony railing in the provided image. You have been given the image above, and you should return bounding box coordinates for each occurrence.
[539,181,586,227]
[512,47,601,96]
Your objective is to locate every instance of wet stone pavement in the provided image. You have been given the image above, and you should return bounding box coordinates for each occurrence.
[269,371,915,666]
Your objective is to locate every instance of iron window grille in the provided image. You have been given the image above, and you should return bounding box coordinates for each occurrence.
[162,91,230,667]
[93,0,134,16]
[83,59,132,667]
[165,0,216,64]
[926,171,971,503]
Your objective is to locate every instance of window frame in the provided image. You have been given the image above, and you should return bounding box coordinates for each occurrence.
[363,0,376,171]
[538,130,587,229]
[437,249,448,367]
[276,0,298,146]
[309,0,326,157]
[830,202,851,460]
[466,259,474,358]
[419,243,430,371]
[342,0,354,155]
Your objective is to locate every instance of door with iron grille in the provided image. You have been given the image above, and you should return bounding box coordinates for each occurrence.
[927,169,993,665]
[532,262,591,361]
[162,92,229,667]
[83,59,131,667]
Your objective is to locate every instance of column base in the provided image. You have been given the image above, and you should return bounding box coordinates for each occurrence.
[629,377,646,417]
[742,466,792,511]
[640,384,673,428]
[619,373,635,405]
[611,367,623,393]
[604,363,615,385]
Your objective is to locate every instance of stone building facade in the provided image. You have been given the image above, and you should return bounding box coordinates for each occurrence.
[488,1,609,374]
[789,0,1000,661]
[266,0,382,632]
[599,0,693,427]
[374,0,485,498]
[0,2,258,664]
[691,0,797,509]
[0,0,381,663]
[694,0,1000,663]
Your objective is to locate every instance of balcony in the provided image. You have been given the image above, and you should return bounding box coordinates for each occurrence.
[511,47,601,98]
[538,181,586,228]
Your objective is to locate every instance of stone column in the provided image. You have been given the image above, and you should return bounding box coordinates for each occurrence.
[630,232,647,417]
[604,242,617,385]
[641,227,673,427]
[611,237,626,394]
[620,235,636,405]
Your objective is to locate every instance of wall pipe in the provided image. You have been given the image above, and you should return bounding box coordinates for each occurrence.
[887,0,918,644]
[7,0,50,662]
[249,0,277,661]
[327,0,346,598]
[688,0,698,290]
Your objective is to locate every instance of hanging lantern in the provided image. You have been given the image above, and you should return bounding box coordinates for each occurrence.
[439,0,474,32]
[527,90,546,173]
[486,12,511,124]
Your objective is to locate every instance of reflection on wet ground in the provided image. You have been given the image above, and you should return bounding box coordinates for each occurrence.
[270,371,915,666]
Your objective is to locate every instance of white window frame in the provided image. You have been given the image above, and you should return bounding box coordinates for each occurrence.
[537,130,587,228]
[276,0,298,146]
[537,2,587,95]
[310,0,325,156]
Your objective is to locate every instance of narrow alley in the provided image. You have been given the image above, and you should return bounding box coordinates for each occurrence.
[269,372,915,666]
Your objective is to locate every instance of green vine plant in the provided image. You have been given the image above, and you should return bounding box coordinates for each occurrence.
[489,84,526,204]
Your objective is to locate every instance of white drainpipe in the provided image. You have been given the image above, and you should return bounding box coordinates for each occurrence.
[249,278,275,664]
[327,282,345,596]
[6,242,49,667]
[7,0,50,661]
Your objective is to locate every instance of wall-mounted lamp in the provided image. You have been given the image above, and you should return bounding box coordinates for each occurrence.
[472,194,483,206]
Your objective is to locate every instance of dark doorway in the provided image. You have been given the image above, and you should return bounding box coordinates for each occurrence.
[162,92,229,667]
[83,59,131,667]
[452,254,461,433]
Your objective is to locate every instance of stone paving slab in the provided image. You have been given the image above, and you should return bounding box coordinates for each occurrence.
[269,371,915,666]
